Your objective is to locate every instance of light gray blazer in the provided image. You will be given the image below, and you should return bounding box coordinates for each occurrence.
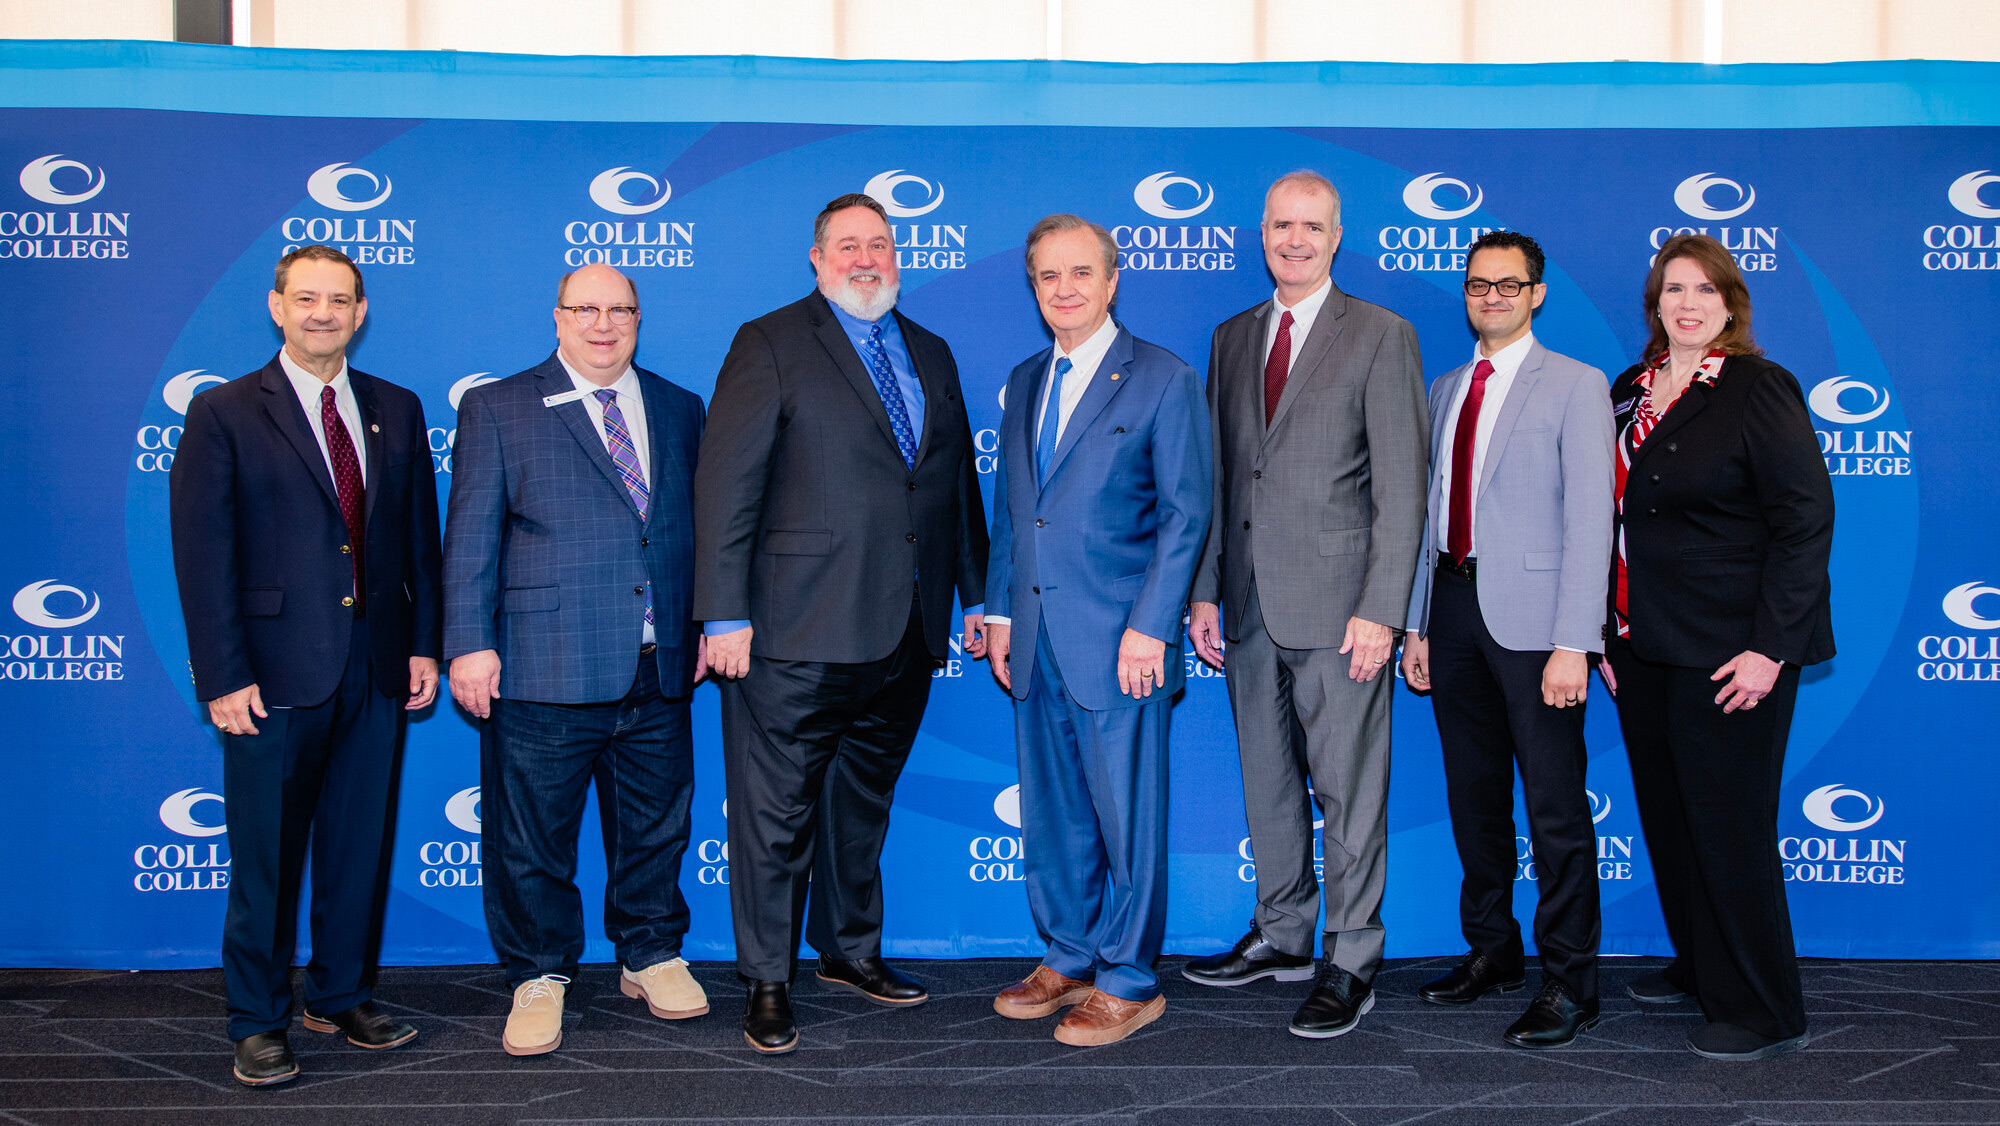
[1404,339,1616,653]
[1193,282,1430,649]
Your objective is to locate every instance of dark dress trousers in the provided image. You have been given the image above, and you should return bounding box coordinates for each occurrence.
[693,290,988,981]
[1607,353,1834,1041]
[170,356,442,1041]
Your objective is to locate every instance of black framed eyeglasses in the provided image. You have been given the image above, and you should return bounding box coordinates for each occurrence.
[1463,279,1536,297]
[560,304,638,326]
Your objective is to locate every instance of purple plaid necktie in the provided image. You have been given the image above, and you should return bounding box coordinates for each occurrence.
[596,388,653,626]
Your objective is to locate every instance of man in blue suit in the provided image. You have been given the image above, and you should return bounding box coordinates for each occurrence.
[984,214,1212,1047]
[445,264,708,1056]
[171,245,441,1086]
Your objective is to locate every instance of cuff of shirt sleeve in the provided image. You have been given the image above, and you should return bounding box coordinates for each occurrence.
[703,619,751,636]
[984,615,1012,626]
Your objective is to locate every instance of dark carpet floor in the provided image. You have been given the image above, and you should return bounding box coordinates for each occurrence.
[2,957,1996,1125]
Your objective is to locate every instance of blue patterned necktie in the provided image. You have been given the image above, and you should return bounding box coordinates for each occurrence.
[595,388,653,626]
[864,323,919,469]
[1036,357,1073,484]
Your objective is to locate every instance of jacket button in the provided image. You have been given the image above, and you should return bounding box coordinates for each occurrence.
[1253,470,1263,479]
[640,536,649,546]
[1666,442,1678,452]
[340,596,354,607]
[1032,586,1040,594]
[1035,518,1046,527]
[906,533,917,543]
[907,480,917,491]
[340,544,351,554]
[1649,474,1659,483]
[1242,520,1251,530]
[634,586,645,595]
[1648,508,1658,516]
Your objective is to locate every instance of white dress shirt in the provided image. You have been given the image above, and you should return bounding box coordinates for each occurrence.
[1262,278,1333,379]
[559,355,654,644]
[279,349,366,486]
[1436,332,1535,558]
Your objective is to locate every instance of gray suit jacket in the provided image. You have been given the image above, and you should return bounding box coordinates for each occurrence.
[1193,283,1429,649]
[1404,339,1616,653]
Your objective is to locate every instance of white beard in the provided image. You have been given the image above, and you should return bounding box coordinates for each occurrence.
[823,275,899,321]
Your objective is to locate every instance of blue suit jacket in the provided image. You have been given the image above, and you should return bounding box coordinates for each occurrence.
[443,352,704,704]
[986,325,1213,712]
[170,356,442,706]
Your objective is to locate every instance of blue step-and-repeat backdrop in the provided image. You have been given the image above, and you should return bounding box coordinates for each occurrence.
[1,45,1995,968]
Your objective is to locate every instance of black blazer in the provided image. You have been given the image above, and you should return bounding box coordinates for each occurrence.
[171,356,444,705]
[692,290,988,663]
[1609,353,1834,669]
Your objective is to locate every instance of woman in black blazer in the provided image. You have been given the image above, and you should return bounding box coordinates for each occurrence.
[1600,233,1834,1061]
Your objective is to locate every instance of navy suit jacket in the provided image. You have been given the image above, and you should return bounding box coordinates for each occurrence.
[986,325,1213,712]
[443,352,704,703]
[170,355,442,706]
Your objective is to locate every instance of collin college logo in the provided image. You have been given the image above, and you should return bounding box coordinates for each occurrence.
[284,160,415,266]
[1921,170,2000,271]
[1516,790,1637,883]
[1920,582,2000,682]
[427,372,501,475]
[1781,783,1906,885]
[696,799,730,885]
[134,369,226,473]
[417,786,483,888]
[1115,171,1236,272]
[1650,172,1778,272]
[968,785,1025,882]
[3,153,131,261]
[1379,172,1496,274]
[1808,376,1911,478]
[4,580,124,681]
[865,169,965,272]
[563,165,693,269]
[134,788,230,892]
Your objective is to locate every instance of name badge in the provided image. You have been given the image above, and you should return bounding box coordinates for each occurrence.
[1613,398,1637,416]
[542,389,589,408]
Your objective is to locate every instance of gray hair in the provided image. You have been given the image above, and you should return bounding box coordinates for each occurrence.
[1264,170,1342,229]
[1023,213,1119,278]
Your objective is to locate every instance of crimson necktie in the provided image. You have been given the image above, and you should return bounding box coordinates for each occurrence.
[1263,310,1294,427]
[1446,359,1495,565]
[320,385,366,607]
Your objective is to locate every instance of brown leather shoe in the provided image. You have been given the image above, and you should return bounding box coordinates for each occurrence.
[994,966,1094,1020]
[1052,988,1165,1046]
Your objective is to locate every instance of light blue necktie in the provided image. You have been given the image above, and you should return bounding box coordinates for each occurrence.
[1036,357,1073,485]
[864,323,919,470]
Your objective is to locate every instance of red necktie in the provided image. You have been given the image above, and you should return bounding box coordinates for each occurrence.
[321,385,366,607]
[1446,359,1495,565]
[1263,310,1294,427]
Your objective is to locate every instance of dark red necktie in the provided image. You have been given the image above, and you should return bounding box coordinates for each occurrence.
[1263,309,1294,427]
[1446,359,1495,565]
[321,385,366,607]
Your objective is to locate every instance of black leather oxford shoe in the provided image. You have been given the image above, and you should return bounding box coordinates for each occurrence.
[1626,967,1695,1005]
[1182,922,1315,987]
[302,1000,418,1050]
[815,955,929,1007]
[1687,1021,1808,1060]
[1503,981,1601,1049]
[231,1030,299,1086]
[743,979,799,1054]
[1289,961,1375,1039]
[1419,951,1527,1006]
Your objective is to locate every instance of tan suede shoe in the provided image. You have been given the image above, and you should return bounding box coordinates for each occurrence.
[502,974,570,1056]
[994,966,1095,1020]
[1052,988,1165,1046]
[621,957,710,1019]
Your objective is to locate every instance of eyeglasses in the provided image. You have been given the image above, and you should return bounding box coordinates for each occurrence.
[560,304,638,326]
[1463,279,1537,297]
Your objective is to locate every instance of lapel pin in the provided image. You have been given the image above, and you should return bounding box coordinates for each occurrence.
[1109,373,1120,380]
[369,423,380,433]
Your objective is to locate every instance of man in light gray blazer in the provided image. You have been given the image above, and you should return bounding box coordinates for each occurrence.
[1185,171,1428,1039]
[1400,231,1615,1050]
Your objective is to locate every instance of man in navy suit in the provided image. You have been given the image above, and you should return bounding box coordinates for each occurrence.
[171,244,442,1087]
[444,264,708,1056]
[984,214,1212,1047]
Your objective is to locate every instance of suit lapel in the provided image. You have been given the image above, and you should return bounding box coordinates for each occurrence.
[1630,370,1715,471]
[351,370,387,528]
[1476,342,1544,497]
[1045,326,1134,487]
[638,372,672,531]
[1265,284,1346,440]
[258,358,340,511]
[809,295,904,459]
[541,356,644,523]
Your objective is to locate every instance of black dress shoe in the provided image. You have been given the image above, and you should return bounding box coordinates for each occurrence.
[301,1000,418,1050]
[815,955,928,1007]
[1626,967,1695,1005]
[743,979,799,1054]
[232,1030,299,1087]
[1503,981,1601,1049]
[1182,922,1315,987]
[1419,951,1527,1006]
[1288,961,1375,1039]
[1687,1020,1808,1060]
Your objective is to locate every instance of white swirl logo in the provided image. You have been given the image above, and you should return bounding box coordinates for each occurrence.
[1586,790,1613,825]
[159,788,227,837]
[1947,170,2000,220]
[444,786,482,835]
[1673,173,1757,221]
[448,372,501,411]
[1942,581,2000,630]
[1807,377,1891,425]
[162,369,226,415]
[993,784,1022,829]
[864,169,945,218]
[588,167,671,215]
[305,162,393,212]
[1801,784,1885,832]
[13,580,100,628]
[1134,172,1214,219]
[19,154,106,205]
[1402,173,1484,221]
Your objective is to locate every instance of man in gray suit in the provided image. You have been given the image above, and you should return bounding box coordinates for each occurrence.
[1185,170,1428,1039]
[1400,230,1615,1049]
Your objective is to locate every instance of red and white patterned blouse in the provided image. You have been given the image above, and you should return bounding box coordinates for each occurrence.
[1613,349,1728,638]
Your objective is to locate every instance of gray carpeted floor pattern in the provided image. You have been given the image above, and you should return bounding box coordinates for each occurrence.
[2,957,1996,1125]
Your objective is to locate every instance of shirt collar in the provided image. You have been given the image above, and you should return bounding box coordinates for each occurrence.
[558,352,639,401]
[1054,315,1120,373]
[278,348,350,398]
[1273,277,1333,323]
[1472,332,1536,379]
[827,298,900,343]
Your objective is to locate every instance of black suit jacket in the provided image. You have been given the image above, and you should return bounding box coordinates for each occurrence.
[1609,353,1834,669]
[693,290,988,663]
[171,356,444,705]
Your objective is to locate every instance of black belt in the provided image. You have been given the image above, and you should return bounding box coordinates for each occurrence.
[1437,555,1476,581]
